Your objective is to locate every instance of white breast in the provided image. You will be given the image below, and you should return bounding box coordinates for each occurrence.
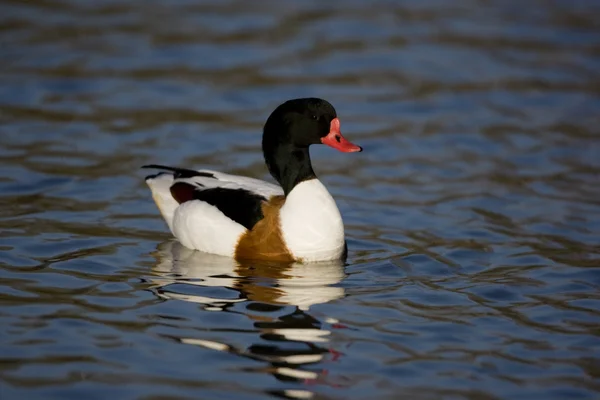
[279,179,346,262]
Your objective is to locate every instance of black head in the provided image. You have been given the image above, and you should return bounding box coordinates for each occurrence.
[263,98,338,149]
[262,98,361,195]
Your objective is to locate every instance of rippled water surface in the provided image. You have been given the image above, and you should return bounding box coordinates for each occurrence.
[2,1,600,399]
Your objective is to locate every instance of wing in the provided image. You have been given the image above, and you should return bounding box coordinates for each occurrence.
[143,164,283,198]
[170,182,266,230]
[143,165,284,231]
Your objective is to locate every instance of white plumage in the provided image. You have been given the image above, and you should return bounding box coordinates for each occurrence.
[145,173,178,234]
[172,200,246,257]
[280,179,346,261]
[189,170,284,198]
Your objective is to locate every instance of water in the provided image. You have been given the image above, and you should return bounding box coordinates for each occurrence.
[1,1,599,399]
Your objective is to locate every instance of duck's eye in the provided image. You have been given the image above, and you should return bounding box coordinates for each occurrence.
[312,115,318,120]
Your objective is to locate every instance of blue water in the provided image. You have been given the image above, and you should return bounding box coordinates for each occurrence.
[1,1,600,399]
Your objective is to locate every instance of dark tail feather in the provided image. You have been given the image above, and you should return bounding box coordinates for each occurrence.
[142,164,215,179]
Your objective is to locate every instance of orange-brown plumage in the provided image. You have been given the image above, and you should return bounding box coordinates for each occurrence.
[235,196,296,262]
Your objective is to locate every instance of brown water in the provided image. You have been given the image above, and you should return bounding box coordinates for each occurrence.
[1,1,600,399]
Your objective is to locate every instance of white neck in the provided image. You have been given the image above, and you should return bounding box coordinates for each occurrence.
[279,179,346,262]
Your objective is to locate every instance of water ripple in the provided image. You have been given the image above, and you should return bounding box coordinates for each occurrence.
[1,0,600,399]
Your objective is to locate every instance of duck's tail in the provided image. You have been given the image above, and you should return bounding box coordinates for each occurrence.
[144,171,178,234]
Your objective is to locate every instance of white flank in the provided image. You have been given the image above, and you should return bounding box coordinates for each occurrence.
[279,179,345,262]
[172,201,246,257]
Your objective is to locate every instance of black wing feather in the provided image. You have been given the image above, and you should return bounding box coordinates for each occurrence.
[170,182,266,230]
[142,164,215,179]
[194,187,266,230]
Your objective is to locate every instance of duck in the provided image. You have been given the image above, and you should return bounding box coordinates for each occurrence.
[142,98,362,263]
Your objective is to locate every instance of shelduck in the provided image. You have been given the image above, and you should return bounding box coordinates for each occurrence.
[143,98,362,262]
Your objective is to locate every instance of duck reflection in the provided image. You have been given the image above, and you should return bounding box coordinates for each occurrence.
[148,241,348,394]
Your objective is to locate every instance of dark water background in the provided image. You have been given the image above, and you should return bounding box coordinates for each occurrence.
[1,1,600,399]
